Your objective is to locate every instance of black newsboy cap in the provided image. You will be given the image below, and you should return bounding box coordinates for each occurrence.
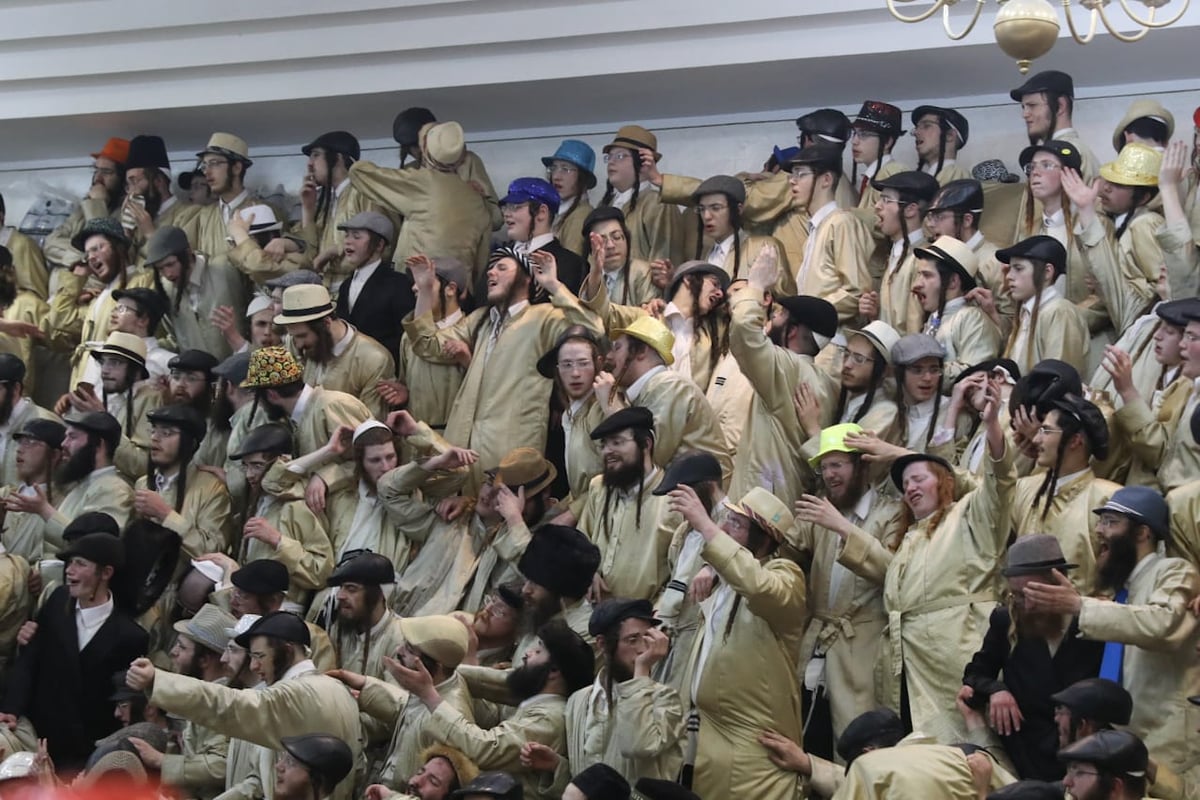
[1050,678,1133,726]
[13,418,66,449]
[587,598,660,637]
[871,170,939,203]
[234,610,310,648]
[653,451,722,495]
[996,235,1067,274]
[590,407,655,440]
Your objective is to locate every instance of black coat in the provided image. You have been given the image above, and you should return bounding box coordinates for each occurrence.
[1,585,148,768]
[962,606,1103,781]
[334,262,415,360]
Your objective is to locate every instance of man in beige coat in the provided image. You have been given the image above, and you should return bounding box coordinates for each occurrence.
[1024,486,1200,780]
[42,137,129,270]
[402,246,602,493]
[276,283,394,420]
[350,121,492,275]
[860,171,939,337]
[179,133,265,271]
[323,552,405,679]
[127,610,364,800]
[789,423,903,759]
[389,618,594,800]
[729,248,839,506]
[667,485,807,800]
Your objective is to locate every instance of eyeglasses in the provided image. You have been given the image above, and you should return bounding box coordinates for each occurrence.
[1023,160,1062,176]
[1064,766,1100,780]
[198,159,229,173]
[546,164,578,175]
[789,168,815,179]
[840,348,875,366]
[599,435,636,450]
[500,203,528,215]
[906,365,943,377]
[603,152,631,163]
[113,303,138,315]
[877,196,904,207]
[924,210,958,223]
[149,426,181,439]
[850,130,880,141]
[557,359,593,372]
[241,459,272,474]
[694,203,728,216]
[170,369,209,384]
[1036,426,1063,436]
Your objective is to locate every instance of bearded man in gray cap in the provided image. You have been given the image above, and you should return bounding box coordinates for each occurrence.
[146,223,247,360]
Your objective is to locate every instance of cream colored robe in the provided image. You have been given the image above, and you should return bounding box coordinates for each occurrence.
[794,209,875,324]
[1004,294,1090,377]
[880,237,927,337]
[1079,210,1163,336]
[553,196,593,258]
[294,326,395,420]
[179,194,263,272]
[44,465,134,550]
[1114,376,1200,493]
[402,287,602,493]
[926,300,1003,384]
[728,287,837,506]
[600,185,680,266]
[626,367,732,486]
[577,471,677,602]
[686,531,807,800]
[1077,553,1200,775]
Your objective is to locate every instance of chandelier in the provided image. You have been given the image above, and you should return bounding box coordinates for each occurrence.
[885,0,1190,73]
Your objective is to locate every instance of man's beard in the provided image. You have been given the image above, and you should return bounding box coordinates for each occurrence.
[828,469,866,513]
[263,397,288,422]
[302,327,336,365]
[492,275,529,310]
[104,184,124,214]
[768,322,788,348]
[173,387,212,418]
[602,458,643,493]
[57,443,98,485]
[609,659,633,684]
[143,183,164,218]
[505,660,554,701]
[177,651,205,680]
[1013,604,1068,640]
[338,602,372,632]
[1096,532,1139,593]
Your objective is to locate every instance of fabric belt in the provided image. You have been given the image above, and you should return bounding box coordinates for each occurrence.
[888,591,994,677]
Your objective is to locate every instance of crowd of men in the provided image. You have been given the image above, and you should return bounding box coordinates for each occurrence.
[0,67,1197,800]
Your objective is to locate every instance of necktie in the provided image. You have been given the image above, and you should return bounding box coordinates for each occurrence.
[859,175,869,196]
[1098,587,1129,682]
[604,272,618,298]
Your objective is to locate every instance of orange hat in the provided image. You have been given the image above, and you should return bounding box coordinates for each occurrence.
[91,137,130,165]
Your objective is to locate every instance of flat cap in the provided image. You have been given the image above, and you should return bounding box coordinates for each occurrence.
[230,423,293,460]
[450,771,522,800]
[280,734,354,788]
[996,235,1067,275]
[795,108,852,143]
[13,418,66,449]
[1050,678,1133,726]
[63,511,120,542]
[326,552,395,587]
[65,411,122,454]
[911,105,970,147]
[168,349,220,378]
[891,333,946,366]
[393,107,437,147]
[836,707,906,765]
[929,179,984,214]
[1093,485,1169,541]
[1019,140,1083,175]
[145,225,191,266]
[692,174,746,205]
[234,609,310,648]
[264,269,323,290]
[230,559,290,595]
[537,618,595,694]
[1010,69,1074,101]
[652,451,722,495]
[301,131,360,162]
[571,763,630,800]
[871,170,939,203]
[172,603,237,654]
[987,781,1065,800]
[112,287,167,330]
[337,210,394,244]
[780,142,844,173]
[147,403,208,442]
[0,354,26,383]
[588,598,660,637]
[1048,393,1109,461]
[1057,729,1148,777]
[399,614,469,669]
[518,525,600,599]
[590,406,655,440]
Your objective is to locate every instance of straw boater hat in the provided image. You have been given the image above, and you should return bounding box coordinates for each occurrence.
[197,132,252,166]
[274,284,335,325]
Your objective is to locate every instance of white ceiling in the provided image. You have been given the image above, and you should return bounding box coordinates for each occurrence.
[1,0,1198,166]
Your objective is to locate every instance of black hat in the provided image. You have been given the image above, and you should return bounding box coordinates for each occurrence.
[871,170,940,204]
[954,357,1020,387]
[1057,729,1148,777]
[1092,486,1170,542]
[667,260,732,300]
[852,101,905,138]
[71,217,130,253]
[1010,69,1075,101]
[1050,678,1133,726]
[1019,140,1083,175]
[231,423,293,460]
[63,511,120,542]
[780,142,844,173]
[1011,358,1082,413]
[775,295,839,339]
[590,406,655,440]
[890,452,954,492]
[987,781,1065,800]
[147,404,208,443]
[450,772,522,800]
[582,205,627,233]
[633,779,699,800]
[178,169,203,191]
[109,670,140,702]
[234,610,310,648]
[571,763,630,800]
[1047,394,1109,460]
[111,288,167,331]
[125,135,171,172]
[588,598,660,637]
[168,350,220,380]
[496,582,525,611]
[0,353,25,383]
[280,734,354,789]
[536,325,603,379]
[911,106,970,148]
[996,235,1068,276]
[393,107,437,147]
[231,559,290,595]
[929,179,985,215]
[301,131,361,163]
[517,525,600,599]
[59,532,125,569]
[326,552,395,587]
[652,451,722,495]
[1156,297,1200,327]
[66,411,122,455]
[13,418,66,449]
[836,707,905,766]
[795,109,852,144]
[536,618,594,694]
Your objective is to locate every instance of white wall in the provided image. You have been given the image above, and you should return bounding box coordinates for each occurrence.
[5,85,1196,230]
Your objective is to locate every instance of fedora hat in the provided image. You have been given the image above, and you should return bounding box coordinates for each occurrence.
[487,447,557,496]
[423,122,465,171]
[89,331,147,371]
[91,137,131,165]
[172,603,237,654]
[723,487,793,543]
[1099,142,1161,188]
[914,235,981,293]
[604,125,661,161]
[275,284,334,325]
[611,316,675,366]
[1002,534,1077,577]
[542,139,597,188]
